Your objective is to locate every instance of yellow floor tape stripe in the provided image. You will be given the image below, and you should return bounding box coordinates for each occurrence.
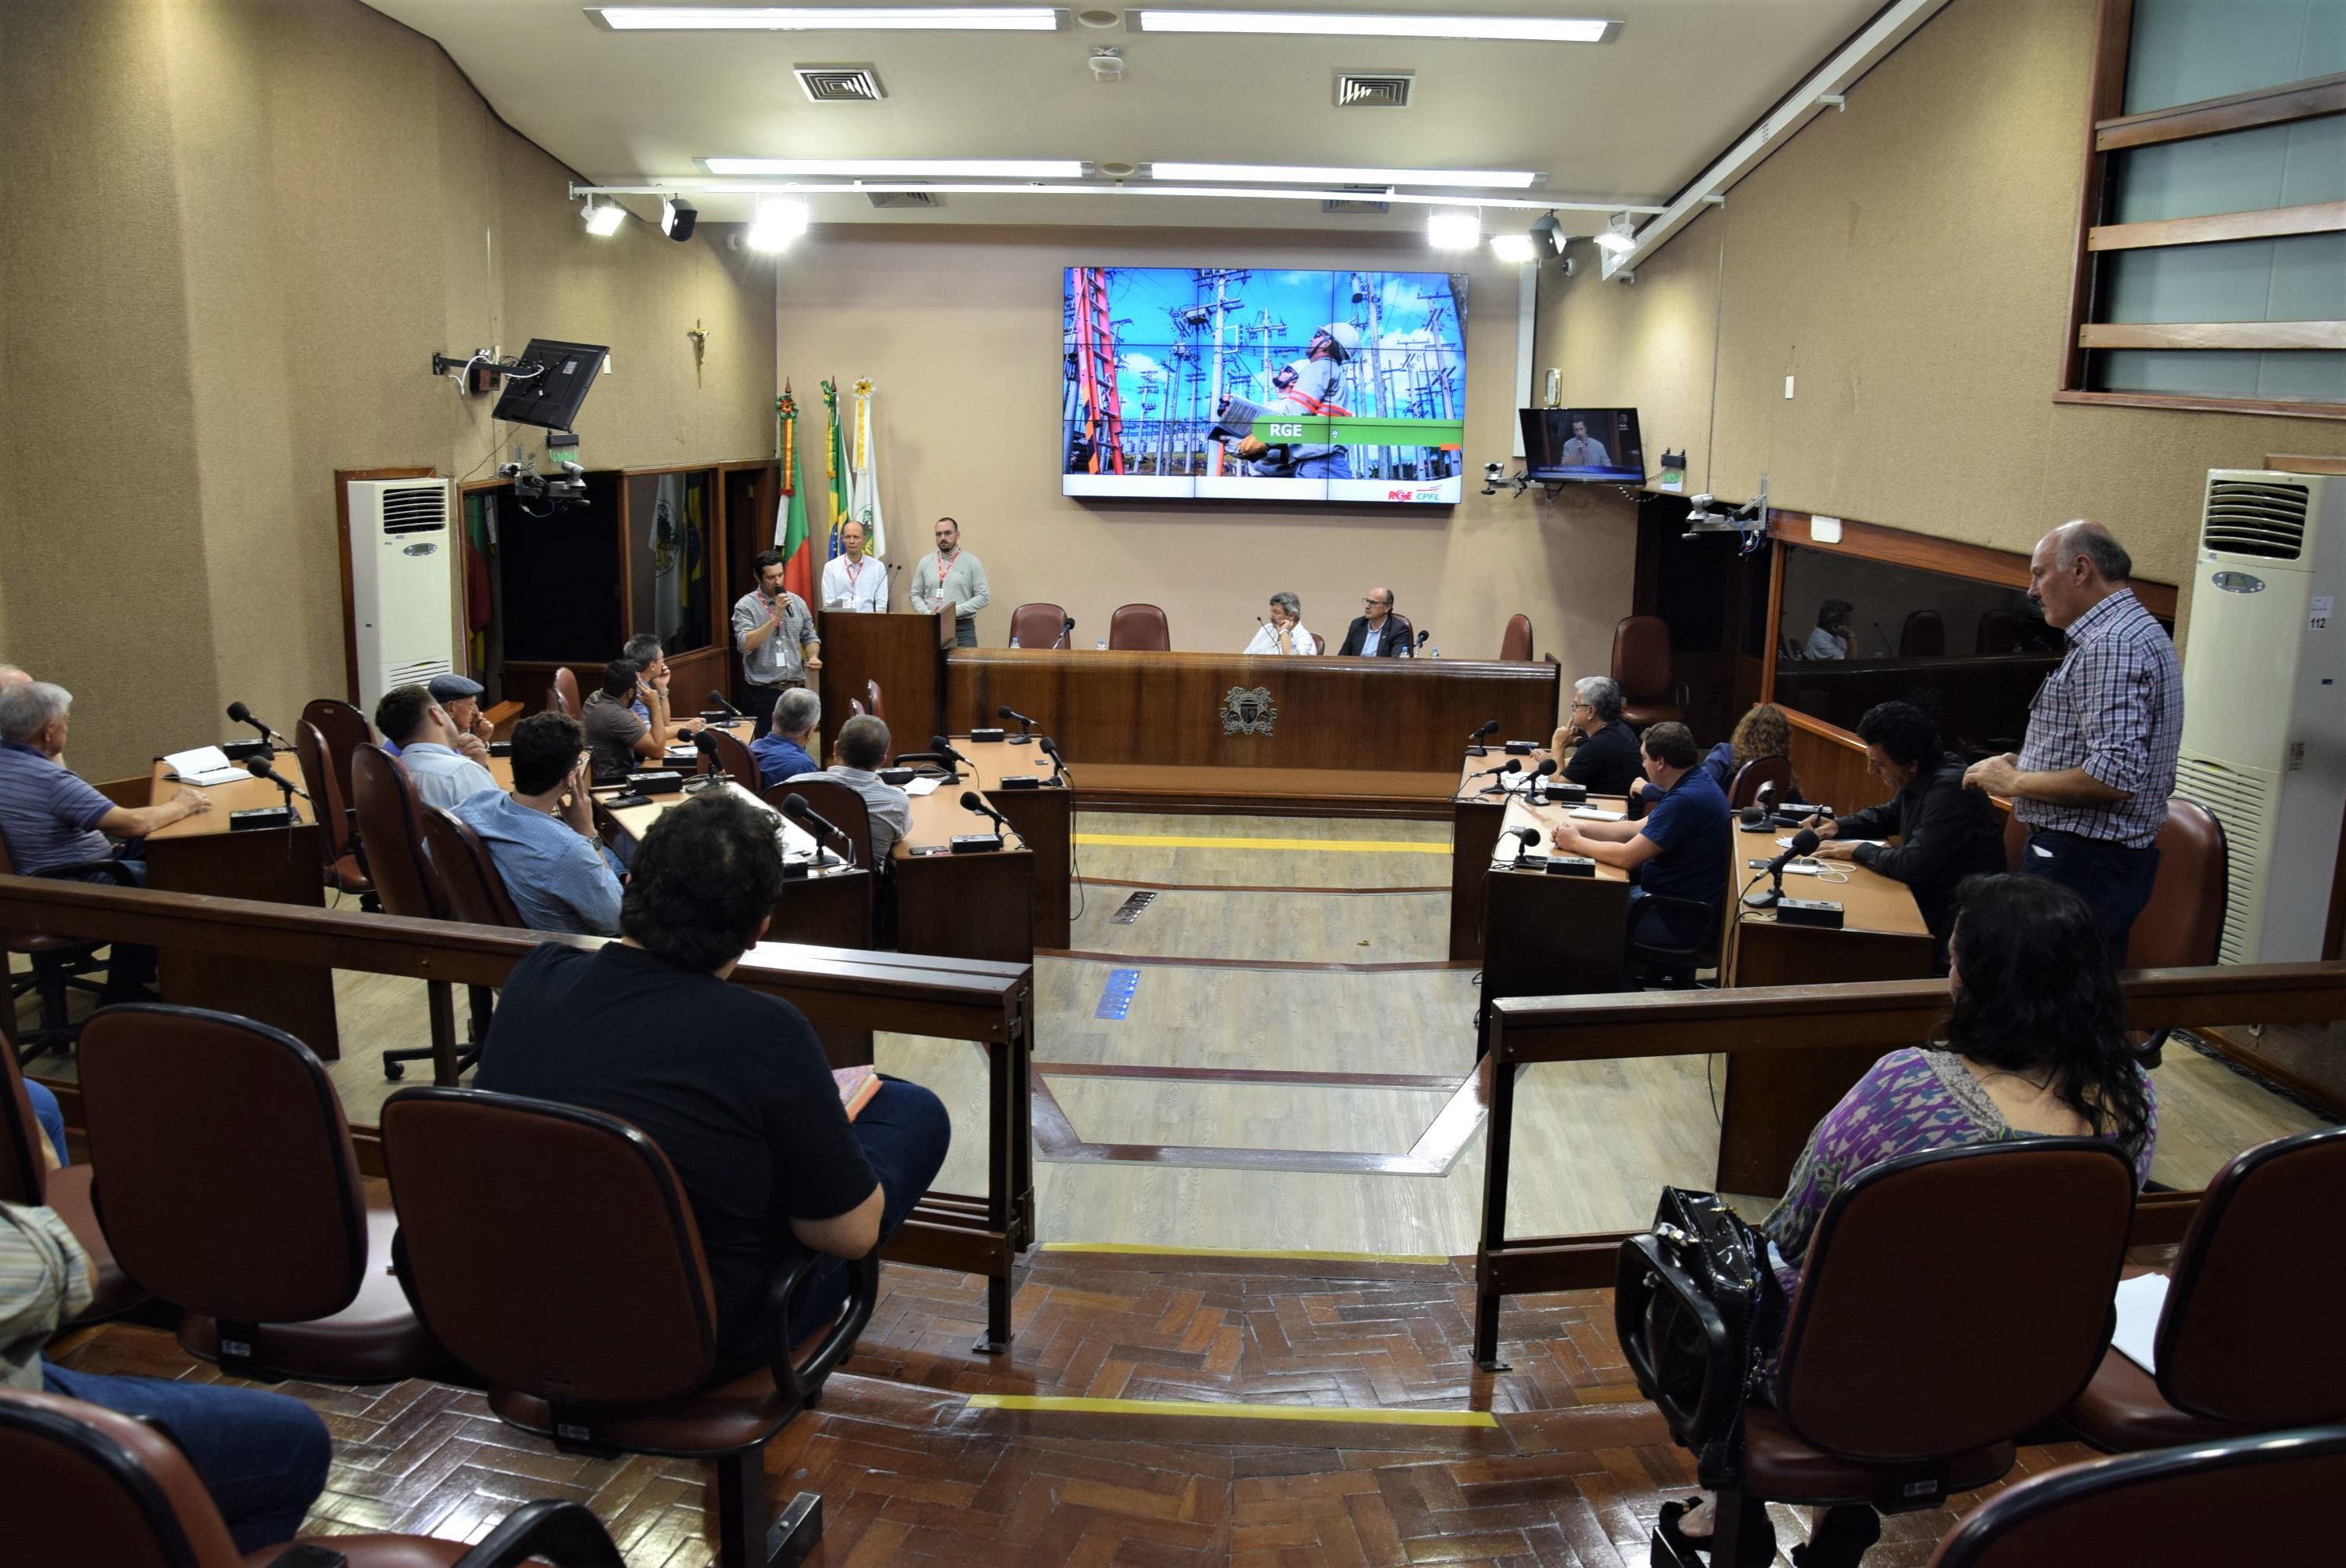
[1045,1241,1449,1265]
[965,1394,1497,1428]
[1075,832,1449,855]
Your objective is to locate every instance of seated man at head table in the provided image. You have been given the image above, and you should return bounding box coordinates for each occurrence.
[0,681,215,1002]
[1804,700,2006,972]
[3,1200,332,1552]
[1244,591,1318,656]
[1549,676,1646,798]
[786,713,910,865]
[473,789,951,1384]
[581,657,670,781]
[751,687,821,792]
[452,710,624,936]
[1337,587,1413,657]
[622,633,710,746]
[374,683,499,810]
[1547,721,1733,945]
[1803,597,1854,662]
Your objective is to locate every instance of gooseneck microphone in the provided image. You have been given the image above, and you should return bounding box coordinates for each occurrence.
[226,701,289,750]
[959,789,1020,845]
[1051,616,1076,651]
[1507,826,1541,856]
[997,704,1037,745]
[1469,757,1523,781]
[1745,827,1822,909]
[930,735,973,771]
[1523,757,1559,799]
[1039,735,1071,780]
[1469,719,1501,744]
[244,754,310,801]
[706,688,743,719]
[779,793,855,866]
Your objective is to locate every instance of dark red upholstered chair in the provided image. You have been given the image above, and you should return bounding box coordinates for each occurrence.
[1727,755,1794,810]
[864,678,885,720]
[1312,631,1326,655]
[0,823,133,1065]
[1923,1424,2346,1567]
[1620,1140,2138,1568]
[848,697,866,718]
[0,1385,629,1568]
[2002,805,2028,871]
[299,697,371,814]
[705,727,761,795]
[75,1004,442,1384]
[382,1087,877,1568]
[1008,601,1068,648]
[295,719,372,906]
[1498,613,1534,662]
[350,744,474,1083]
[1899,610,1946,657]
[767,779,875,872]
[549,666,582,718]
[0,1032,146,1325]
[1611,615,1683,730]
[1107,604,1171,651]
[419,809,525,931]
[2057,1123,2346,1452]
[1974,610,2032,655]
[2123,799,2225,970]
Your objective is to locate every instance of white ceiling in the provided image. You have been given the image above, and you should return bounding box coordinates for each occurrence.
[363,1,1886,232]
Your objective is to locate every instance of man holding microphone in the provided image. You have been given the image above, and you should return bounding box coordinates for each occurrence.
[731,549,822,739]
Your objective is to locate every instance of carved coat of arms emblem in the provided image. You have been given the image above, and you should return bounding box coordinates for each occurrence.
[1219,685,1276,735]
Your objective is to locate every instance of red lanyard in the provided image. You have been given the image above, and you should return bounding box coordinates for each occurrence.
[936,551,953,586]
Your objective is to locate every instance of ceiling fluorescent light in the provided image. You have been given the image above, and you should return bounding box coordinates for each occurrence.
[583,198,626,236]
[1131,11,1616,43]
[703,157,1086,179]
[1149,162,1538,189]
[591,7,1061,31]
[747,197,811,251]
[1426,209,1480,250]
[1488,233,1536,263]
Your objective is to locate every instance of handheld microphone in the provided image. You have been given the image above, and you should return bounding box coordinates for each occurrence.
[997,704,1037,744]
[1745,827,1822,909]
[706,688,743,719]
[225,701,288,749]
[243,755,310,800]
[779,793,855,865]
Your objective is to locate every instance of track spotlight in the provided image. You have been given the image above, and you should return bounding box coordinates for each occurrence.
[1530,211,1567,260]
[1488,233,1536,263]
[1426,208,1480,250]
[583,197,626,237]
[1595,210,1637,254]
[659,197,699,241]
[747,197,810,252]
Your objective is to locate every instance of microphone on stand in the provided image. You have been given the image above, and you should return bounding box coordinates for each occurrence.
[1468,719,1501,745]
[226,702,291,750]
[997,704,1037,745]
[706,689,744,720]
[1477,758,1525,794]
[1523,757,1559,801]
[1871,621,1895,657]
[959,789,1022,846]
[1051,616,1076,651]
[1039,735,1072,782]
[930,735,972,775]
[1410,630,1430,658]
[1744,828,1821,909]
[244,755,310,805]
[779,793,855,866]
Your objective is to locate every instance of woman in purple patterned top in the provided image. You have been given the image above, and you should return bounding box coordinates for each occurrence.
[1666,873,2157,1563]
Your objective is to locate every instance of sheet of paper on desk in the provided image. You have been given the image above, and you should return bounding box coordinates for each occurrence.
[1776,837,1883,849]
[1569,807,1625,822]
[902,776,941,797]
[2110,1272,2170,1373]
[162,746,248,786]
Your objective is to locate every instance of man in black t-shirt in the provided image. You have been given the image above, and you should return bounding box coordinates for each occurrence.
[1551,675,1644,797]
[476,791,950,1381]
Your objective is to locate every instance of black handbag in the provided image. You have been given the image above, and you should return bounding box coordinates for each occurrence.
[1614,1187,1787,1492]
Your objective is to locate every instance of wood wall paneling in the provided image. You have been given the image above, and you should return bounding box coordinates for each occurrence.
[2093,71,2346,152]
[2088,201,2346,252]
[2078,321,2346,352]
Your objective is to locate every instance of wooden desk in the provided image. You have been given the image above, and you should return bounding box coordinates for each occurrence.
[893,782,1035,966]
[1716,826,1934,1192]
[955,738,1071,949]
[943,648,1559,815]
[598,779,874,953]
[1475,792,1635,1053]
[1450,744,1556,960]
[143,756,338,1057]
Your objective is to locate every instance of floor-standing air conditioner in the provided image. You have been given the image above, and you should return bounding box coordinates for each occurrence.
[347,477,457,717]
[2176,470,2346,962]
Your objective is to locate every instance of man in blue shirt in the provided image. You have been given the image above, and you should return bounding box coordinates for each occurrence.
[1548,720,1731,948]
[374,684,499,811]
[452,711,625,935]
[750,688,820,790]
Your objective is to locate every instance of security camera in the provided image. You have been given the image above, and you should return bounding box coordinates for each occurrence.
[499,459,590,517]
[1484,461,1505,479]
[1687,493,1716,511]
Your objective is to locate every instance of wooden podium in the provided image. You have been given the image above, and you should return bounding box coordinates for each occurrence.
[817,607,953,756]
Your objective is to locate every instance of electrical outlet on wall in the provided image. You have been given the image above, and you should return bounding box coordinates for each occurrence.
[1784,374,1796,399]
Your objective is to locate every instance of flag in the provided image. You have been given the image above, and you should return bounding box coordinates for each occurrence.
[775,385,815,603]
[847,377,887,560]
[681,473,706,627]
[649,473,685,641]
[821,378,851,564]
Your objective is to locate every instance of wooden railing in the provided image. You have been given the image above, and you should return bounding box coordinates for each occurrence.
[1472,964,2346,1367]
[0,874,1037,1353]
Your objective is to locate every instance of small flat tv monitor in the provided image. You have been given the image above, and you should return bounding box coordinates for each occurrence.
[1522,408,1643,484]
[492,339,609,431]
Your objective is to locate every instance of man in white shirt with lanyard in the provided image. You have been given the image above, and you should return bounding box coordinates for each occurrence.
[908,516,990,648]
[1243,591,1318,655]
[820,520,888,614]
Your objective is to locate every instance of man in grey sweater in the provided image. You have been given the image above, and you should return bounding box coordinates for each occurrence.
[908,516,990,648]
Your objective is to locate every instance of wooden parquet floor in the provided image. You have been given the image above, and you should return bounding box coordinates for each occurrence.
[53,1250,2101,1566]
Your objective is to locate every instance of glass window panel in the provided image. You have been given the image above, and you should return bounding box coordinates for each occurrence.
[2090,346,2346,401]
[2099,231,2346,323]
[2123,0,2346,114]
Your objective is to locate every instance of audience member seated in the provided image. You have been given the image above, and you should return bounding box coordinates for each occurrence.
[474,790,950,1380]
[1699,702,1798,797]
[1806,699,2006,970]
[581,658,663,780]
[3,1199,329,1552]
[385,674,495,762]
[0,681,213,1001]
[1803,597,1854,660]
[1547,720,1730,945]
[621,633,707,746]
[372,683,499,810]
[1243,591,1317,656]
[24,1080,67,1169]
[1550,676,1645,797]
[452,711,624,936]
[751,688,821,790]
[788,714,910,864]
[1663,873,2157,1555]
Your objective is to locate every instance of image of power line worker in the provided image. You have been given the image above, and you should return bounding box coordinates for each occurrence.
[1228,322,1360,480]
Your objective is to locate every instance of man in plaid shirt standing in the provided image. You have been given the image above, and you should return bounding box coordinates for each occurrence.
[1966,521,2181,957]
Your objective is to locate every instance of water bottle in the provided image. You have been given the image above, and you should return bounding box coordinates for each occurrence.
[1095,638,1106,651]
[1429,645,1440,660]
[1009,635,1020,648]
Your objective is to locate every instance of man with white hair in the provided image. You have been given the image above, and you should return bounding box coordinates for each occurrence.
[1243,591,1317,655]
[1552,676,1645,797]
[0,665,30,689]
[1966,521,2181,955]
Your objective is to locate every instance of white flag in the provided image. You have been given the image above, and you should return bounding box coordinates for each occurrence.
[848,378,886,560]
[650,473,685,641]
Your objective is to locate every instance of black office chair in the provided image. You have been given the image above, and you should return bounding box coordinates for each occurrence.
[0,829,139,1065]
[1624,893,1720,989]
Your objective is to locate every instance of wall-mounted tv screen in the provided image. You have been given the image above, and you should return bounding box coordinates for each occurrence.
[1063,267,1466,505]
[1522,408,1643,484]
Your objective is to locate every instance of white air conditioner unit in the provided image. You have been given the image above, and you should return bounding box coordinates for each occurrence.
[2176,470,2346,963]
[347,477,457,717]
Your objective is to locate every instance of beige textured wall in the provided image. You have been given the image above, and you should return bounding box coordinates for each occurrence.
[1542,0,2346,593]
[0,0,776,781]
[776,227,1636,700]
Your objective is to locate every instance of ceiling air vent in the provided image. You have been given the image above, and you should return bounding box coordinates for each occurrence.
[2203,479,2310,561]
[867,191,939,209]
[794,64,885,103]
[1323,193,1391,216]
[1335,70,1412,108]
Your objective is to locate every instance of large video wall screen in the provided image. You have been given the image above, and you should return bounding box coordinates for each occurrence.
[1062,267,1467,505]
